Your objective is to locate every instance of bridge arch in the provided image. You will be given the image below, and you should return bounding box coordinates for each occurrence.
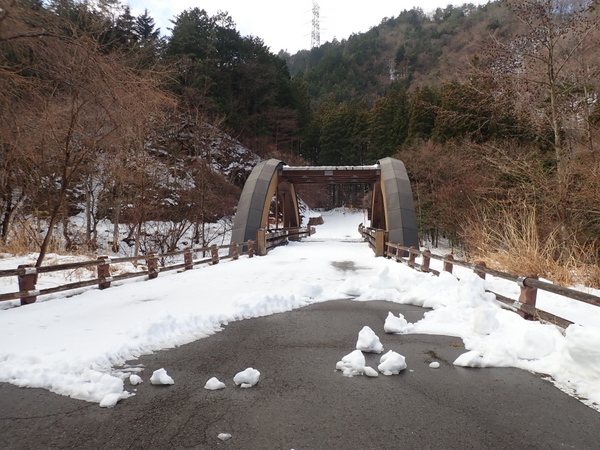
[230,157,418,250]
[230,159,300,246]
[375,157,419,249]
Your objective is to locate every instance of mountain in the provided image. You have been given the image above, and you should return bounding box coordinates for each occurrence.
[281,2,511,104]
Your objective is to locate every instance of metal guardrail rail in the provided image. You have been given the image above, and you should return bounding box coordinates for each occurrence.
[359,224,600,329]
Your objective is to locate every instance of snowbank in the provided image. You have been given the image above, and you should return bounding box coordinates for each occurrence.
[0,209,599,410]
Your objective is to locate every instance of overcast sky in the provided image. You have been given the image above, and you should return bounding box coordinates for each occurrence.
[128,1,491,54]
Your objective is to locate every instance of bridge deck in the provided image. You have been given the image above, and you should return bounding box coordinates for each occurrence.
[280,165,380,184]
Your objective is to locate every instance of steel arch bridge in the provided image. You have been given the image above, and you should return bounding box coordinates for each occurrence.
[230,157,419,251]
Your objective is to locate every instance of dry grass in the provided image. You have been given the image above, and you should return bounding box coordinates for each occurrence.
[463,204,600,289]
[0,218,63,257]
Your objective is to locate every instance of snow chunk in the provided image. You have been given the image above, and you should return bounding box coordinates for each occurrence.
[453,350,485,368]
[129,374,143,386]
[99,393,123,408]
[384,312,409,333]
[336,350,367,377]
[429,361,440,369]
[150,368,174,385]
[364,366,379,377]
[356,326,383,353]
[204,377,226,390]
[218,433,232,441]
[378,350,407,375]
[233,368,260,388]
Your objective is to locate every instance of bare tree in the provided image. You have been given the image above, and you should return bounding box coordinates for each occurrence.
[492,0,600,247]
[1,1,173,264]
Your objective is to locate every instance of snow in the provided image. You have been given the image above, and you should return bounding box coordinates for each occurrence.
[356,326,384,353]
[204,377,226,390]
[378,350,407,375]
[1,209,600,410]
[217,432,232,441]
[335,350,376,377]
[384,311,409,333]
[129,374,143,385]
[233,368,260,388]
[149,368,174,385]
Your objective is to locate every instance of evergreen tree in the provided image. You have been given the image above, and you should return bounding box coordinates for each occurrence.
[167,8,304,149]
[111,5,136,48]
[318,101,369,165]
[407,85,439,142]
[135,9,160,43]
[368,87,409,160]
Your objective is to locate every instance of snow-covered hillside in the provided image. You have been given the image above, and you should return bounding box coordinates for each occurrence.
[0,210,599,411]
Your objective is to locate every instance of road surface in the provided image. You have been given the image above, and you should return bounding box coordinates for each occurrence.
[2,300,599,449]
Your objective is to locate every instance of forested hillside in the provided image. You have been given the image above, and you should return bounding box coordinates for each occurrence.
[284,3,511,102]
[2,0,600,286]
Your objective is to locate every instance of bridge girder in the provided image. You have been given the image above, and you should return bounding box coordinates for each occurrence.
[230,158,419,250]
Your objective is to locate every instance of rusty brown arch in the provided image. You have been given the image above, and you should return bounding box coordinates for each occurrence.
[230,157,419,249]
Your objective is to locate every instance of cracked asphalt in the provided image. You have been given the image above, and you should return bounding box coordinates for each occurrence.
[2,300,600,449]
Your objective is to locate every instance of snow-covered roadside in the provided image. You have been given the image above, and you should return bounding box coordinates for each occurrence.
[0,209,599,411]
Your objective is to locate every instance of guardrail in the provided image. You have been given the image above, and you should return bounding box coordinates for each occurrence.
[256,226,312,256]
[358,225,388,257]
[0,241,255,306]
[358,225,600,328]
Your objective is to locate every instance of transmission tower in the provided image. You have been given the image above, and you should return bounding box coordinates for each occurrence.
[311,1,320,48]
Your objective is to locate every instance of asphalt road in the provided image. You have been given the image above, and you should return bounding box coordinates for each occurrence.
[1,300,600,450]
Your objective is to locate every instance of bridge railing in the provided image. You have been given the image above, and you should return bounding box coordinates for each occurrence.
[383,241,600,329]
[358,224,388,257]
[357,224,600,328]
[256,226,312,256]
[0,240,255,307]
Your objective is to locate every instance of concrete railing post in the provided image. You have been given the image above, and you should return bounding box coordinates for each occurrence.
[97,256,112,290]
[443,254,454,274]
[474,261,487,279]
[18,264,38,305]
[518,274,539,320]
[257,228,267,256]
[232,242,239,260]
[211,244,220,265]
[147,252,158,279]
[422,250,431,273]
[184,248,193,270]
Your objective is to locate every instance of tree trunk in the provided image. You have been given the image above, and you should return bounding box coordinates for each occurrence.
[112,197,121,253]
[85,176,92,245]
[133,213,144,267]
[36,184,68,267]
